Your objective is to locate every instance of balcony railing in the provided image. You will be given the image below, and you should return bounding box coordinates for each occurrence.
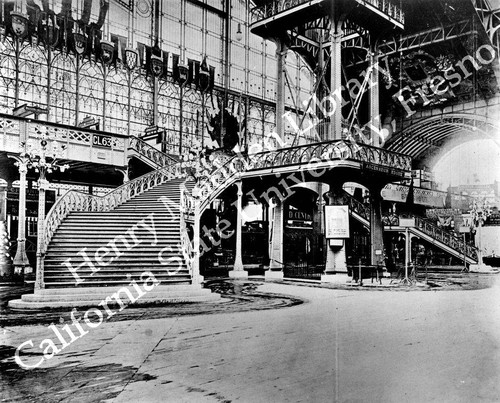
[251,0,404,25]
[0,113,127,167]
[195,139,411,212]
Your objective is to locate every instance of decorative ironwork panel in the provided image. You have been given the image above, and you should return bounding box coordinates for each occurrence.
[79,62,104,126]
[50,52,77,126]
[105,68,129,135]
[130,73,154,136]
[0,41,16,114]
[18,44,48,109]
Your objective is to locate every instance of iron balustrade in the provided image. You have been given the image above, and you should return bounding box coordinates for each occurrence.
[382,215,477,261]
[341,189,371,222]
[43,162,185,255]
[0,113,127,165]
[283,262,323,280]
[413,216,478,261]
[128,136,178,168]
[195,140,411,212]
[180,186,195,277]
[250,0,404,25]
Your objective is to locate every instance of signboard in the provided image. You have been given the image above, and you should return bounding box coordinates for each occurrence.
[380,184,407,203]
[381,183,446,207]
[362,162,407,178]
[329,239,344,247]
[325,205,349,238]
[399,218,416,227]
[486,213,500,226]
[287,208,312,222]
[92,134,113,148]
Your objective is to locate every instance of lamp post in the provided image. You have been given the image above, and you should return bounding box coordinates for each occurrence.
[12,153,30,275]
[21,134,69,289]
[469,198,492,272]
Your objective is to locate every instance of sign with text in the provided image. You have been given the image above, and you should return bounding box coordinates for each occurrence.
[399,218,416,227]
[287,208,312,222]
[381,183,445,207]
[325,205,350,238]
[362,162,407,178]
[92,134,113,148]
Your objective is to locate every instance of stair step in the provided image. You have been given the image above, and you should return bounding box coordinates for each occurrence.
[45,255,185,262]
[8,287,221,308]
[67,212,181,216]
[44,267,190,279]
[50,235,179,241]
[42,279,192,288]
[41,177,200,290]
[44,263,188,270]
[20,287,211,302]
[35,284,199,294]
[43,275,190,282]
[46,246,182,252]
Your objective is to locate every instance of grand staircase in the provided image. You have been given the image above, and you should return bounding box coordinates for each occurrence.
[43,179,190,287]
[9,164,219,309]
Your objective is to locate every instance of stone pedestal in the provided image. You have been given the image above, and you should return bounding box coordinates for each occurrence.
[228,270,248,279]
[321,273,350,284]
[265,270,284,281]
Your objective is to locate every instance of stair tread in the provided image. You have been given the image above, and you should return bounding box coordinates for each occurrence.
[44,177,197,288]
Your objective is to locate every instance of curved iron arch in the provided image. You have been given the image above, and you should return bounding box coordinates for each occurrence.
[385,113,500,159]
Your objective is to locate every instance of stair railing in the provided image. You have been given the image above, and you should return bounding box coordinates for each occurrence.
[196,154,251,212]
[341,190,371,223]
[128,136,178,168]
[412,216,478,261]
[43,162,184,253]
[195,140,411,212]
[179,183,194,277]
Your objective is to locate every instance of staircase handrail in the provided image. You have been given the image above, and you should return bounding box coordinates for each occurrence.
[128,136,179,168]
[340,189,371,222]
[195,140,412,212]
[196,154,251,212]
[43,162,184,253]
[179,184,195,276]
[413,216,478,260]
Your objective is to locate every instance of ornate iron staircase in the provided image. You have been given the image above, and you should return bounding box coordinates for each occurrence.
[127,136,179,169]
[385,216,478,264]
[8,161,219,309]
[340,191,478,264]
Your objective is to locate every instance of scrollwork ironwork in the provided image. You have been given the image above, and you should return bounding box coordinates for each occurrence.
[128,136,178,168]
[413,216,478,261]
[251,0,405,25]
[43,162,184,253]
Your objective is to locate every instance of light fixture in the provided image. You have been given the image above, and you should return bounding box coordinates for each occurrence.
[235,23,243,42]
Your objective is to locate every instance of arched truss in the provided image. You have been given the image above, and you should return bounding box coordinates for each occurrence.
[385,113,500,160]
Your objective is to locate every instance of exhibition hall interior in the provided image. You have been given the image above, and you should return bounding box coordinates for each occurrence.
[0,0,499,307]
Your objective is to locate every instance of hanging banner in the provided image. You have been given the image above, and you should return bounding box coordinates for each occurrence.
[325,205,350,238]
